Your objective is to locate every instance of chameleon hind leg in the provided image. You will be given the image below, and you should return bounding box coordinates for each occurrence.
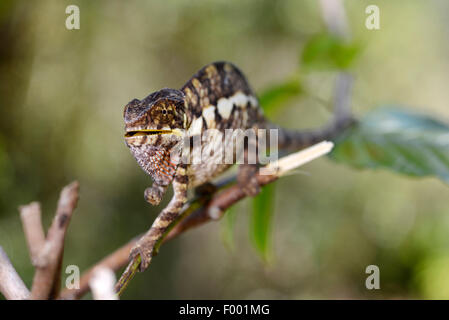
[131,165,188,272]
[237,127,260,197]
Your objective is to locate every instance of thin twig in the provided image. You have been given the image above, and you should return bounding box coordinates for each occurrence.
[0,246,30,300]
[320,0,354,137]
[333,73,353,122]
[30,181,79,300]
[20,202,46,267]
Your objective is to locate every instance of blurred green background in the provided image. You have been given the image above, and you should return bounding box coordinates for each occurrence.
[1,0,449,299]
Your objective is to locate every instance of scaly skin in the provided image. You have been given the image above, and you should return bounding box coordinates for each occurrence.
[123,61,341,271]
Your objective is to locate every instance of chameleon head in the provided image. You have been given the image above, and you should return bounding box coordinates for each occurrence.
[123,88,188,185]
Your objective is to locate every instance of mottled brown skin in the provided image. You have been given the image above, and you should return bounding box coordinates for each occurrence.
[124,61,337,271]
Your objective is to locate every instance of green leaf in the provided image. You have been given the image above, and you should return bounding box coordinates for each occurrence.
[301,33,360,70]
[258,77,302,117]
[331,107,449,183]
[250,183,276,262]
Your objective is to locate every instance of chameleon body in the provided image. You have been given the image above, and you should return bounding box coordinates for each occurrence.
[123,61,339,271]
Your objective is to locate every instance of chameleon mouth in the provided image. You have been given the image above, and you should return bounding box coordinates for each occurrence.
[124,129,173,138]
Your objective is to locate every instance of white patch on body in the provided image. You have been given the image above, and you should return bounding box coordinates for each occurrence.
[202,106,216,128]
[188,117,203,136]
[217,92,258,119]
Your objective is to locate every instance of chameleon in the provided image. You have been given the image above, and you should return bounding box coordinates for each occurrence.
[123,61,350,271]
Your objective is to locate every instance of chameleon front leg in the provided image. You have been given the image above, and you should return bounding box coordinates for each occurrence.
[131,165,188,272]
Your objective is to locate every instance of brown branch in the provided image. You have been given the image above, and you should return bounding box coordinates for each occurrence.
[114,142,334,296]
[30,181,79,300]
[320,0,353,124]
[165,175,277,242]
[59,178,237,299]
[167,141,341,241]
[113,175,279,296]
[59,143,336,299]
[0,246,30,300]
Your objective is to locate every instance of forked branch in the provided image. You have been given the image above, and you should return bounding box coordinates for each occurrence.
[0,181,80,300]
[29,181,79,299]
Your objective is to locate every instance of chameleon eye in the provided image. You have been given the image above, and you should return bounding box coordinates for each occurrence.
[151,104,174,125]
[162,109,174,123]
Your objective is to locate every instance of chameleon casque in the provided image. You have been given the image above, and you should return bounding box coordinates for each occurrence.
[123,61,343,271]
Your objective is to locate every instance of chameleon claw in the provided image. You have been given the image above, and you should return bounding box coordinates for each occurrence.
[130,242,153,272]
[144,186,164,206]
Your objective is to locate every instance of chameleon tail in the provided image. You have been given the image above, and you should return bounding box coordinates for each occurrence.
[267,119,353,151]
